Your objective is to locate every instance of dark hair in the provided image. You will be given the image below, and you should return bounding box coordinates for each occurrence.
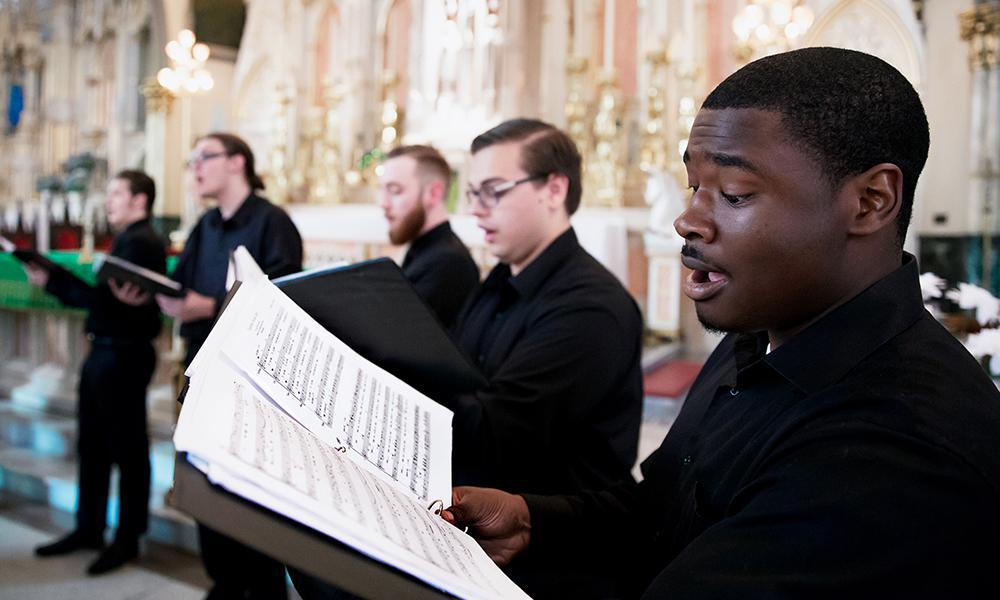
[114,169,156,213]
[198,131,266,190]
[702,47,929,246]
[386,144,453,190]
[471,118,583,215]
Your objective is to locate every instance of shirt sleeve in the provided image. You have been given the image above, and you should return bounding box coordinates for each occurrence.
[408,253,479,329]
[639,423,999,597]
[43,265,95,309]
[445,301,638,488]
[171,220,201,287]
[114,230,167,275]
[259,210,303,279]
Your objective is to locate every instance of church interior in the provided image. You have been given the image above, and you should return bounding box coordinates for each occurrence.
[1,0,998,597]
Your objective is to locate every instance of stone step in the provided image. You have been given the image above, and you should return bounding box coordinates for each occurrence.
[0,393,179,460]
[0,430,199,553]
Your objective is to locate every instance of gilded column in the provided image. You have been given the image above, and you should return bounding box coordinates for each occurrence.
[140,78,174,217]
[960,2,1000,288]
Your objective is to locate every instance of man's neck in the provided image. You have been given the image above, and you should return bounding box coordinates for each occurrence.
[510,222,571,276]
[111,213,147,234]
[767,247,902,350]
[217,180,253,220]
[418,212,448,238]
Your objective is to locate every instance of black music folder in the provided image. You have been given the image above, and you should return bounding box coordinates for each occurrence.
[2,235,86,285]
[273,257,485,397]
[96,254,185,297]
[171,454,452,599]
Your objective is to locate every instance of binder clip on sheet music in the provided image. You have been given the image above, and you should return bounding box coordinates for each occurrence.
[174,262,529,599]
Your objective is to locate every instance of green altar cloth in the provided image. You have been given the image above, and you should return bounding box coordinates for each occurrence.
[0,251,177,312]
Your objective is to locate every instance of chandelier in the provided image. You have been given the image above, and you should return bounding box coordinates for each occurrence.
[731,0,815,62]
[156,29,214,95]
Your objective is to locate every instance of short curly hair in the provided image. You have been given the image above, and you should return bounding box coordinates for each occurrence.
[702,47,929,246]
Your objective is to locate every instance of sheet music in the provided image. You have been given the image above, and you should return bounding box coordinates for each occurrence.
[226,245,267,291]
[190,277,452,505]
[176,362,528,600]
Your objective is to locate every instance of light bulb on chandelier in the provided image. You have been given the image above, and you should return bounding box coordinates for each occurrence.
[732,0,814,62]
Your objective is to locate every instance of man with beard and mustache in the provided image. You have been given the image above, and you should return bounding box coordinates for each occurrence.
[379,144,479,329]
[442,48,1000,598]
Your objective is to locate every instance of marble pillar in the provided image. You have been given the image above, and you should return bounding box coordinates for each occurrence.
[961,2,1000,287]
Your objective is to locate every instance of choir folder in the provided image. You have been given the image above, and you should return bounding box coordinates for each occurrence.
[95,254,185,297]
[172,265,523,599]
[273,258,485,397]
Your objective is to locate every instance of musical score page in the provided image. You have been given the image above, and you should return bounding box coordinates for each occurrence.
[213,277,451,504]
[176,361,527,600]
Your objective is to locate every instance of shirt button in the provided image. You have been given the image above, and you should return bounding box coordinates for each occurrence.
[478,354,485,363]
[682,455,692,466]
[730,387,740,396]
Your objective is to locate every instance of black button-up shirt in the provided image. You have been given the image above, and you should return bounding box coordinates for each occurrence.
[401,222,479,329]
[525,254,1000,598]
[448,227,643,495]
[171,193,303,362]
[45,218,166,341]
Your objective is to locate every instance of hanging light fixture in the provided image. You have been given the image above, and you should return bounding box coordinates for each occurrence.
[731,0,814,62]
[156,29,214,95]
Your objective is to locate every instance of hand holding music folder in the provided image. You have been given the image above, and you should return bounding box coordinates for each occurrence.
[2,234,63,273]
[174,277,528,599]
[96,254,185,297]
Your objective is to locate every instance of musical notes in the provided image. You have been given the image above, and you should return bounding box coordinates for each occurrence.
[191,276,452,504]
[178,355,528,600]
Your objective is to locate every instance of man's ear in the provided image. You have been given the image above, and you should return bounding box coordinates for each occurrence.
[544,173,569,211]
[130,193,148,212]
[228,153,246,176]
[846,163,903,237]
[422,180,446,208]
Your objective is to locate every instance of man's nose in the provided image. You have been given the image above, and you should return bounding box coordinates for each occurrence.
[674,191,715,243]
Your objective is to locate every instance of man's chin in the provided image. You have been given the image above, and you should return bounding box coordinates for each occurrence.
[695,308,732,336]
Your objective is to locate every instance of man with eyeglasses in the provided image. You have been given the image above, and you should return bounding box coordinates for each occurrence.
[443,118,643,598]
[378,144,479,328]
[158,131,302,600]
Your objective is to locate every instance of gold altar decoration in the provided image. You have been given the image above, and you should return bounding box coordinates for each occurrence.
[960,3,1000,70]
[377,69,404,154]
[140,78,173,114]
[565,56,591,164]
[306,81,345,203]
[673,63,699,179]
[265,87,292,204]
[639,49,670,175]
[584,69,625,209]
[731,0,814,62]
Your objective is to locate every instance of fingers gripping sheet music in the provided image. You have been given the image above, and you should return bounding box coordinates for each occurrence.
[175,278,529,598]
[177,363,528,600]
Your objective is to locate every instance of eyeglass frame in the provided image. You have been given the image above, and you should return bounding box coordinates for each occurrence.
[185,151,229,169]
[465,174,549,209]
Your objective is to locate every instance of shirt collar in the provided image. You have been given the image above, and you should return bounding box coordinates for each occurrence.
[755,252,925,394]
[122,217,151,235]
[208,193,262,229]
[407,221,453,257]
[505,227,579,301]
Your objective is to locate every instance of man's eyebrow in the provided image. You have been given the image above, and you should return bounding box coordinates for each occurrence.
[683,149,762,175]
